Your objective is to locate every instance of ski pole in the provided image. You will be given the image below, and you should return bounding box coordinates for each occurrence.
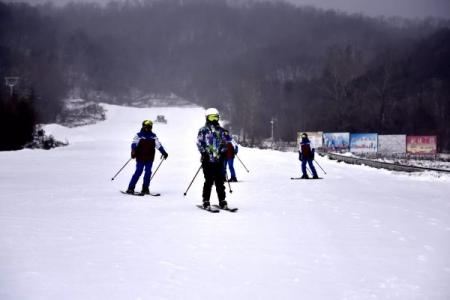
[235,154,250,173]
[225,173,233,194]
[314,159,327,175]
[183,164,202,196]
[150,157,165,181]
[111,158,133,181]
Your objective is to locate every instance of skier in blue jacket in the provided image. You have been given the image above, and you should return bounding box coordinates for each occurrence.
[126,120,168,194]
[299,132,318,179]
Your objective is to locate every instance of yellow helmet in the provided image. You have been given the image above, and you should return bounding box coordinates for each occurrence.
[142,120,153,129]
[142,120,153,127]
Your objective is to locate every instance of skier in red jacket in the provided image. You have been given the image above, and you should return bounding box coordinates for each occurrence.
[223,130,238,182]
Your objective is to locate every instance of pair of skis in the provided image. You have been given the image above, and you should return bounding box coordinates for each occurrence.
[196,205,238,213]
[120,191,161,197]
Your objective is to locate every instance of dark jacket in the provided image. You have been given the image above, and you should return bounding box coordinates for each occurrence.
[299,137,314,161]
[131,130,166,162]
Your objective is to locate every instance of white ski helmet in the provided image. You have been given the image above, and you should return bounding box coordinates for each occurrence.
[205,107,220,118]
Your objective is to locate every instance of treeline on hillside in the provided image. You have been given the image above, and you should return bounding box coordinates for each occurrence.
[0,90,36,150]
[1,0,449,151]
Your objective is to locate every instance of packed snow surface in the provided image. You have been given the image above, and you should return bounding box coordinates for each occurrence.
[1,104,450,300]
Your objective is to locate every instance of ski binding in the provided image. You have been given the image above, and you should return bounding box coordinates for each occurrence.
[213,205,238,212]
[196,205,220,213]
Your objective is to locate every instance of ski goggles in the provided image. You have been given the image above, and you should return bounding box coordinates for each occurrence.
[207,114,220,122]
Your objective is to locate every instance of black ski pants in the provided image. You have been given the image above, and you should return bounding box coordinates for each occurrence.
[202,161,226,205]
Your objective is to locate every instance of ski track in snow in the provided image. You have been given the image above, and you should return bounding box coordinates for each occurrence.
[1,104,450,300]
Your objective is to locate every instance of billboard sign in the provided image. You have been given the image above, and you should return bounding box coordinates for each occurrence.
[350,133,378,153]
[406,136,437,154]
[323,132,350,152]
[378,135,406,154]
[297,131,323,150]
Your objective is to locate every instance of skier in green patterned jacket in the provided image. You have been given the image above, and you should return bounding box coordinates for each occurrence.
[196,108,230,210]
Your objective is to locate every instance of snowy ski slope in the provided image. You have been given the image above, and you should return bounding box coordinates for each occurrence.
[1,104,450,299]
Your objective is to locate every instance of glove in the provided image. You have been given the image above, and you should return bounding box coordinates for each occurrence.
[311,149,315,160]
[201,152,209,163]
[161,152,168,160]
[131,150,136,159]
[298,151,303,161]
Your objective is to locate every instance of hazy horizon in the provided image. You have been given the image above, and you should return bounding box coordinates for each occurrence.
[2,0,450,20]
[289,0,450,19]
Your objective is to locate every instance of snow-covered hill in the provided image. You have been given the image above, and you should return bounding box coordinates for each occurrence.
[1,104,449,300]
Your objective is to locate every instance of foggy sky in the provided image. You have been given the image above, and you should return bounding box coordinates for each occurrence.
[3,0,450,20]
[289,0,450,19]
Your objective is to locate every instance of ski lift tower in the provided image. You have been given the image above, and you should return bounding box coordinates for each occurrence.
[4,76,20,97]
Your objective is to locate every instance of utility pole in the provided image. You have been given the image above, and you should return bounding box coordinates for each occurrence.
[270,117,277,149]
[4,76,19,97]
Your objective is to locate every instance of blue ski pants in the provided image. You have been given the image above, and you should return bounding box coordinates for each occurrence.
[302,159,318,177]
[224,158,236,179]
[128,160,153,190]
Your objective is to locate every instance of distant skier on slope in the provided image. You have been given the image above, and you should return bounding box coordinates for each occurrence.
[299,132,319,179]
[126,120,168,194]
[223,129,239,182]
[197,108,231,210]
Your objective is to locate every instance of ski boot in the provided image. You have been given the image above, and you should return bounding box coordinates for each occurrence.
[203,200,211,210]
[141,186,150,195]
